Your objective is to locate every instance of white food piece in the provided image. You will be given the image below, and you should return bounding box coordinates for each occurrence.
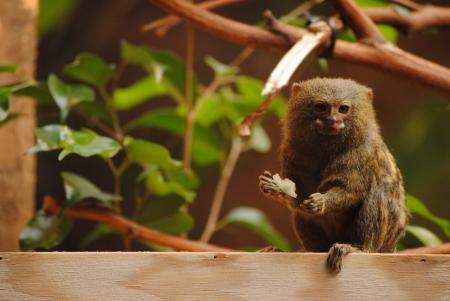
[272,173,297,198]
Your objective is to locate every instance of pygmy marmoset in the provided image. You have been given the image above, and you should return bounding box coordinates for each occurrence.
[259,78,408,273]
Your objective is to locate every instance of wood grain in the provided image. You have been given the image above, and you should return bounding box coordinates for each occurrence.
[1,252,449,300]
[0,0,37,251]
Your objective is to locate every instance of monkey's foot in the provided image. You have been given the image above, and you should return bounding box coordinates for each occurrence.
[300,192,326,215]
[259,171,297,208]
[326,243,359,273]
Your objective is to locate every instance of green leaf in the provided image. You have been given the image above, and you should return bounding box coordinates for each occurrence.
[0,64,16,73]
[13,82,54,104]
[406,225,442,247]
[378,24,398,43]
[19,209,73,250]
[58,128,121,160]
[147,211,194,235]
[125,138,181,169]
[121,41,186,101]
[112,76,167,110]
[64,53,113,87]
[125,109,223,166]
[235,76,287,119]
[220,207,292,251]
[48,74,95,120]
[205,56,238,78]
[248,123,271,153]
[195,94,228,126]
[355,0,388,7]
[80,223,120,249]
[0,87,11,122]
[62,172,121,209]
[145,169,195,203]
[137,199,194,235]
[406,195,450,237]
[28,125,122,160]
[74,101,112,124]
[38,0,76,35]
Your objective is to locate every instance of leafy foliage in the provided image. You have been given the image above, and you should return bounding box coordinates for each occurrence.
[16,40,289,251]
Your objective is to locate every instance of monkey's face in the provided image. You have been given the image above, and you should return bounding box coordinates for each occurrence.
[311,100,351,136]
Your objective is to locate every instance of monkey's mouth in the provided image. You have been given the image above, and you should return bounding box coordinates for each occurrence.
[315,120,344,136]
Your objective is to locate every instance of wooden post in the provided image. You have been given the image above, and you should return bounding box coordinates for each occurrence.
[0,253,449,300]
[0,1,38,251]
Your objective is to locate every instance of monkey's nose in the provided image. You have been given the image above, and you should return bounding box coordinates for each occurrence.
[324,115,339,126]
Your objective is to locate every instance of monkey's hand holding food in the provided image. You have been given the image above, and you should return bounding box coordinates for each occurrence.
[300,192,326,215]
[259,171,298,210]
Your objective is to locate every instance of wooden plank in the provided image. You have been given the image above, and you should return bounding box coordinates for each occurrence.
[0,252,449,300]
[0,0,38,251]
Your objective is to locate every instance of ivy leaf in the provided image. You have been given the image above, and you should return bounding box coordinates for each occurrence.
[28,125,121,160]
[0,87,11,122]
[48,74,95,120]
[145,169,195,203]
[406,225,442,247]
[112,76,167,110]
[0,64,16,73]
[19,209,73,250]
[219,207,292,251]
[406,195,450,237]
[125,108,223,166]
[121,40,154,70]
[248,123,271,153]
[64,53,113,87]
[13,82,54,104]
[62,172,121,209]
[205,56,238,78]
[125,138,181,169]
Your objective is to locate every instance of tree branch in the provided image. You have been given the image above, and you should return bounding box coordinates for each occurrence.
[43,196,232,252]
[200,136,242,242]
[149,0,450,95]
[364,5,450,33]
[331,0,385,43]
[142,0,246,36]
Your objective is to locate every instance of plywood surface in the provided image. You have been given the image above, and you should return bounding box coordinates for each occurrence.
[0,252,449,300]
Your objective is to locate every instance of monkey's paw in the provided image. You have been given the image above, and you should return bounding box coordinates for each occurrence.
[259,171,297,208]
[300,192,326,215]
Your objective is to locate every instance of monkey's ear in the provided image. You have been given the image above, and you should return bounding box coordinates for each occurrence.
[291,82,301,97]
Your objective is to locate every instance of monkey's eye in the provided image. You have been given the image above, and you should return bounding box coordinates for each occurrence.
[313,103,327,113]
[339,105,350,113]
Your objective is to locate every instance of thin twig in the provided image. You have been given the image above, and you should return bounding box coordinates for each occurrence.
[182,25,195,171]
[200,136,242,242]
[98,86,124,142]
[43,196,233,252]
[142,0,246,36]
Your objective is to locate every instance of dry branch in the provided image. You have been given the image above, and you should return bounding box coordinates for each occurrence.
[364,5,450,33]
[331,0,385,43]
[43,196,232,252]
[142,0,246,35]
[401,242,450,255]
[149,0,450,95]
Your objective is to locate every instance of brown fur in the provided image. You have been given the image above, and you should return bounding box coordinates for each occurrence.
[259,78,409,273]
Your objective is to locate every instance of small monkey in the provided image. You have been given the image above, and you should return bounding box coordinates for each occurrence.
[259,78,408,273]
